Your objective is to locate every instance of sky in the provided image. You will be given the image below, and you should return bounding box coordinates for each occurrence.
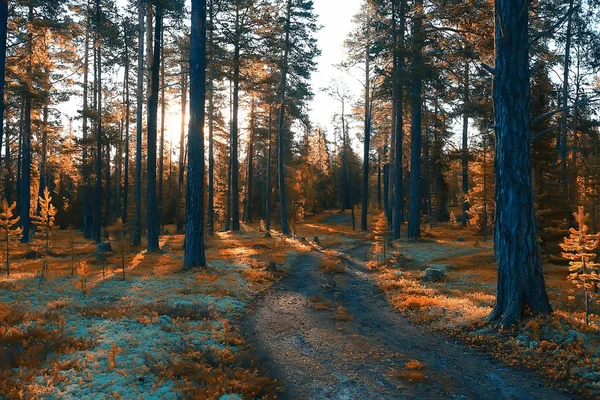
[309,0,363,132]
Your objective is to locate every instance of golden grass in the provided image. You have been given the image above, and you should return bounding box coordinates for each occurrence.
[319,251,347,274]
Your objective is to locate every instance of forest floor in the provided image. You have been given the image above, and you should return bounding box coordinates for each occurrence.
[1,211,600,399]
[243,211,594,399]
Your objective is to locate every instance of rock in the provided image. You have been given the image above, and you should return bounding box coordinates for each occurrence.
[516,334,529,344]
[313,236,320,244]
[472,327,496,336]
[267,261,278,272]
[455,236,465,242]
[422,268,446,282]
[97,242,112,253]
[264,231,271,238]
[428,263,450,272]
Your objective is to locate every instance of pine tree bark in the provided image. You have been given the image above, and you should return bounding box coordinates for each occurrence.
[462,61,470,226]
[146,5,162,251]
[559,0,574,196]
[360,12,371,232]
[393,0,406,239]
[20,6,33,243]
[93,0,103,243]
[244,100,255,223]
[158,34,165,232]
[407,0,424,239]
[489,0,552,326]
[229,7,241,231]
[134,0,145,246]
[277,0,292,236]
[123,21,130,225]
[207,0,215,235]
[265,105,272,231]
[184,0,208,269]
[0,0,8,163]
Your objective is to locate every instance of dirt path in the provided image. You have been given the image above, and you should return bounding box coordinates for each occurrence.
[243,240,577,399]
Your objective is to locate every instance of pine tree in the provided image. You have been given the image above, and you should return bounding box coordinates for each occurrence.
[33,187,57,282]
[0,200,22,277]
[560,206,600,325]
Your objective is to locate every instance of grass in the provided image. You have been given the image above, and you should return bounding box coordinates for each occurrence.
[319,250,347,274]
[0,225,298,399]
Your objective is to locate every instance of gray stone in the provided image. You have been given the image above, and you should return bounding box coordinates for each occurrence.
[422,268,446,282]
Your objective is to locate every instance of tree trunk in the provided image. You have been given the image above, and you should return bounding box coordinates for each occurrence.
[462,61,470,226]
[342,100,356,231]
[207,0,215,235]
[93,0,103,243]
[134,0,145,246]
[146,5,163,251]
[245,100,255,223]
[489,0,552,326]
[176,67,187,233]
[360,12,371,232]
[184,0,207,269]
[158,33,165,232]
[266,105,272,231]
[123,21,130,225]
[559,0,574,197]
[407,0,423,239]
[20,6,33,243]
[277,0,292,236]
[393,0,406,239]
[0,0,8,164]
[230,8,241,231]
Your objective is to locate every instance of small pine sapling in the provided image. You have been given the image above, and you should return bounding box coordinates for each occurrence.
[449,211,457,226]
[63,199,76,276]
[78,261,89,294]
[0,200,22,277]
[109,218,129,280]
[33,188,57,283]
[560,206,600,325]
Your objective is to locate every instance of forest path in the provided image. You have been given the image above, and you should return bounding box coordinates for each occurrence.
[242,237,575,400]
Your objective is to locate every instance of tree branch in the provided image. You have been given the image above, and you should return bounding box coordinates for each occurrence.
[531,97,599,125]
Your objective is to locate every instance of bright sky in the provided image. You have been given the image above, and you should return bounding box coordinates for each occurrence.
[309,0,363,132]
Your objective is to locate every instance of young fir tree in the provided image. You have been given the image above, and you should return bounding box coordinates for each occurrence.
[560,206,600,325]
[0,200,22,277]
[33,187,57,282]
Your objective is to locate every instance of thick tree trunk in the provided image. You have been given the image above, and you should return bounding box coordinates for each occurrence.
[489,0,552,326]
[134,0,145,246]
[393,0,406,240]
[462,61,470,226]
[146,6,163,251]
[277,0,292,236]
[38,106,49,202]
[184,0,208,269]
[407,0,424,239]
[20,6,33,243]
